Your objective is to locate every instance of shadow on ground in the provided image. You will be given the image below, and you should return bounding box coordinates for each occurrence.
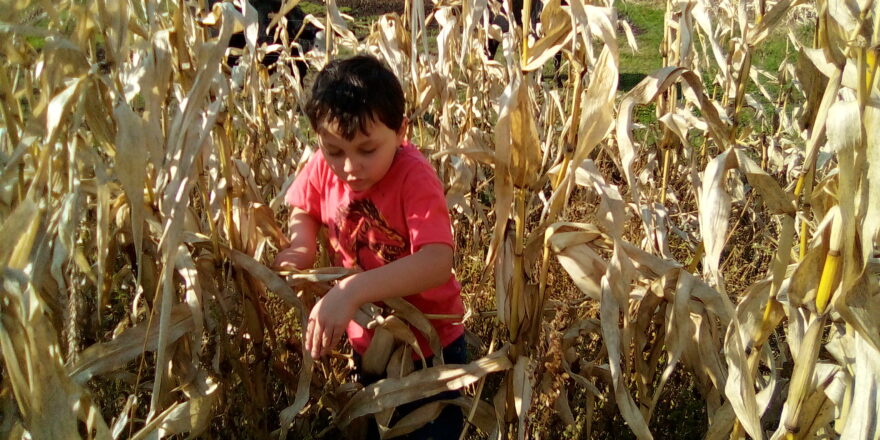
[619,72,648,91]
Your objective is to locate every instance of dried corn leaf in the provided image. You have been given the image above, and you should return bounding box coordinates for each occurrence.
[382,399,454,439]
[548,226,607,300]
[789,245,826,308]
[617,68,730,249]
[113,101,149,288]
[267,0,302,34]
[573,48,618,167]
[148,3,242,417]
[325,0,358,48]
[130,374,219,439]
[748,0,807,45]
[496,229,515,324]
[45,75,86,146]
[599,244,653,440]
[838,331,880,439]
[522,0,572,72]
[568,4,618,53]
[70,303,194,383]
[222,247,313,427]
[0,198,40,270]
[370,15,408,90]
[649,271,696,415]
[699,148,736,287]
[380,395,498,437]
[732,149,796,215]
[381,315,426,364]
[512,355,533,440]
[574,160,626,237]
[508,71,543,190]
[780,315,825,436]
[138,30,173,170]
[459,0,489,66]
[832,269,880,354]
[335,345,513,428]
[722,319,764,440]
[383,297,445,363]
[96,0,130,65]
[1,269,111,439]
[362,327,397,376]
[864,103,879,254]
[770,365,840,440]
[175,250,206,358]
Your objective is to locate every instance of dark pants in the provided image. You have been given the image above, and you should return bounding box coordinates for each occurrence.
[353,335,468,440]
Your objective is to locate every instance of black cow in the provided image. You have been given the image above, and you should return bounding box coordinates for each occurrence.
[206,0,317,75]
[486,0,543,58]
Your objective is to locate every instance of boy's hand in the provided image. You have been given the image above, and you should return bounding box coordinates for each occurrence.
[272,246,313,272]
[305,277,359,359]
[272,208,320,272]
[303,243,453,359]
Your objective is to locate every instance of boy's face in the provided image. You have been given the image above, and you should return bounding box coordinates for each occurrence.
[317,117,407,192]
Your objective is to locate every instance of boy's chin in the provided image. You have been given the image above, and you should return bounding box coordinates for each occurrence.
[346,179,372,192]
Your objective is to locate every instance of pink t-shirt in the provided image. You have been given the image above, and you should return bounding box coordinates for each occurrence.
[285,142,464,357]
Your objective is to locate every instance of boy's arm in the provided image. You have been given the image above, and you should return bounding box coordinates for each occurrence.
[272,207,320,270]
[343,243,453,304]
[305,243,454,359]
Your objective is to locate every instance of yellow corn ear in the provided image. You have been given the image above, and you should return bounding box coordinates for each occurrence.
[815,252,840,314]
[799,218,808,260]
[815,209,842,314]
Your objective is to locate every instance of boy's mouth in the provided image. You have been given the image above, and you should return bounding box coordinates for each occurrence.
[347,178,369,190]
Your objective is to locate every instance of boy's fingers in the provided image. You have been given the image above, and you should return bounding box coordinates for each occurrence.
[310,321,322,359]
[305,318,315,353]
[321,329,332,356]
[321,327,339,357]
[308,318,322,359]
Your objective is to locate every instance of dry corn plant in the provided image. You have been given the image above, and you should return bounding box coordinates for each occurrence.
[1,0,878,438]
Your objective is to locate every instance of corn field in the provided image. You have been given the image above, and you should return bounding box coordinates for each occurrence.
[0,0,878,438]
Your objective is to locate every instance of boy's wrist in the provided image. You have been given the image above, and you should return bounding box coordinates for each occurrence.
[336,274,368,311]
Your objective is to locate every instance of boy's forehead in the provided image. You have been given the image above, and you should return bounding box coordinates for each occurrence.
[316,117,379,141]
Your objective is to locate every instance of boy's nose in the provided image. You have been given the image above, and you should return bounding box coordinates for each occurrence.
[343,157,358,173]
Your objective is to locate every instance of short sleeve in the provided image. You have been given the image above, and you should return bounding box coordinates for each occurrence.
[402,163,454,252]
[285,151,323,221]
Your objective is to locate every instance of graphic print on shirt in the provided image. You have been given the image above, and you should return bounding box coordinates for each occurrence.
[335,199,408,267]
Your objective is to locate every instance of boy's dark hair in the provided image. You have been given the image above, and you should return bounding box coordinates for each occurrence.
[305,55,405,140]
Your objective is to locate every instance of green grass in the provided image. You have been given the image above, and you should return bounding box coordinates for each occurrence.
[614,0,814,139]
[299,1,329,16]
[617,0,666,91]
[615,0,812,92]
[752,23,813,73]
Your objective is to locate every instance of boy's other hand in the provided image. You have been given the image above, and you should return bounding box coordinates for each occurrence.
[305,277,359,359]
[271,260,295,272]
[272,208,319,271]
[272,246,313,272]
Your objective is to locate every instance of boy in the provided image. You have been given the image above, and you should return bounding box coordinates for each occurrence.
[272,54,466,439]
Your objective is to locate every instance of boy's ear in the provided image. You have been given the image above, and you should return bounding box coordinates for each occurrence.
[397,117,409,142]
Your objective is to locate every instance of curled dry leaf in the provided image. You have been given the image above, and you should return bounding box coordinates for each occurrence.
[335,345,513,428]
[70,303,194,384]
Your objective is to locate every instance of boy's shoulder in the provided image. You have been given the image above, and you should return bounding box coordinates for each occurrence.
[393,142,438,177]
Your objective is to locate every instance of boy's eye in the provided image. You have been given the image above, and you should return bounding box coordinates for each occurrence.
[325,149,343,157]
[360,148,377,155]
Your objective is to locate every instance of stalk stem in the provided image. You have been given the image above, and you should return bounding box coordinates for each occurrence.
[510,188,527,344]
[522,0,532,65]
[660,148,671,204]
